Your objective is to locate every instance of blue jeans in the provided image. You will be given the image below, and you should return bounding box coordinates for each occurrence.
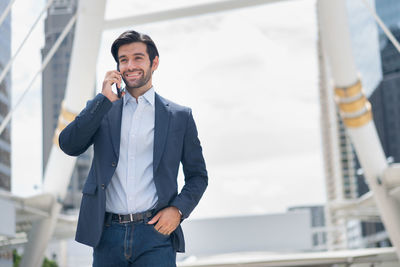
[93,218,176,267]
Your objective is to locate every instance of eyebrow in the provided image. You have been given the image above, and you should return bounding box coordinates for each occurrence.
[118,52,146,59]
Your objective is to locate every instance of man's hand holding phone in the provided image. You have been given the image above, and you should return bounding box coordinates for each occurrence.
[102,70,125,102]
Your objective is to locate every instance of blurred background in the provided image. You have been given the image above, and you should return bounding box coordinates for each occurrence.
[1,0,400,266]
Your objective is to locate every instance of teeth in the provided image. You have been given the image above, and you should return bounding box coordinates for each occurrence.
[127,72,141,77]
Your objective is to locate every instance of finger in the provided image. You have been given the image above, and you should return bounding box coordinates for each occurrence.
[114,72,121,81]
[148,213,161,224]
[164,224,178,235]
[155,223,163,232]
[161,230,169,235]
[107,70,120,76]
[113,75,122,88]
[157,226,169,235]
[155,222,168,233]
[105,72,120,81]
[109,77,120,87]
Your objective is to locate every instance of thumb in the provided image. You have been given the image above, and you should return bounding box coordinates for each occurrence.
[147,212,161,224]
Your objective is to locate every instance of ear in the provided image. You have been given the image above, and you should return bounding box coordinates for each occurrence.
[151,56,159,72]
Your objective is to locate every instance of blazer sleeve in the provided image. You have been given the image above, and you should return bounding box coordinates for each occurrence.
[170,109,208,219]
[59,93,112,156]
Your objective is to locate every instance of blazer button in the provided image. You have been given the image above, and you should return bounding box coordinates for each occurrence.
[111,162,116,167]
[101,184,105,190]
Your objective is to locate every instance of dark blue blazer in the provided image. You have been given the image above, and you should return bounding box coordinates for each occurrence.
[59,93,208,252]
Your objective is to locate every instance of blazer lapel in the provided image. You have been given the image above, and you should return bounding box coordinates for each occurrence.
[107,98,123,157]
[153,93,170,173]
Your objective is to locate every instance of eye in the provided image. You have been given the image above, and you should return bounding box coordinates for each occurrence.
[120,58,127,63]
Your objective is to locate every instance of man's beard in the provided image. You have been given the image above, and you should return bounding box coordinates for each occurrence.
[123,67,152,90]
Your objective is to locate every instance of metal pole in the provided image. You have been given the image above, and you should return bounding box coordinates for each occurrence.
[0,0,55,86]
[20,0,107,266]
[104,0,292,30]
[0,13,77,136]
[318,0,400,260]
[0,0,16,28]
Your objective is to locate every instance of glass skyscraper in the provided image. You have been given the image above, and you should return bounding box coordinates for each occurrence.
[0,0,12,191]
[376,0,400,47]
[42,0,92,210]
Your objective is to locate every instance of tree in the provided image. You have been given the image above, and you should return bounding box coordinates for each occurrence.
[13,250,58,267]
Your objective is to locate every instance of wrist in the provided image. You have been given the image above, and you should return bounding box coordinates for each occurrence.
[101,91,114,102]
[171,206,182,219]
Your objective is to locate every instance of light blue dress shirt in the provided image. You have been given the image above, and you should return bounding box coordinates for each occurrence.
[105,87,158,214]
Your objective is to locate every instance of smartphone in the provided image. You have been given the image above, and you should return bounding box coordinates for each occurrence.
[116,81,124,98]
[115,64,125,98]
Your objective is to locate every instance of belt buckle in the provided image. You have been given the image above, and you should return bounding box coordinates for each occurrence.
[118,214,132,224]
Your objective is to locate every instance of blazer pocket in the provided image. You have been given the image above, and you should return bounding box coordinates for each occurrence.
[82,182,97,195]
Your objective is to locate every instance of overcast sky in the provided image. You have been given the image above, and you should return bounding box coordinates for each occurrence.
[10,0,326,219]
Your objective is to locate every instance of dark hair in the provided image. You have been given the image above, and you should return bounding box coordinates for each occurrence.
[111,30,159,66]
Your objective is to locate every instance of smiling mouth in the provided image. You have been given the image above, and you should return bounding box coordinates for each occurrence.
[125,71,142,78]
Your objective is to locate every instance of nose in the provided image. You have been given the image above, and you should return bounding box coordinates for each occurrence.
[127,59,137,70]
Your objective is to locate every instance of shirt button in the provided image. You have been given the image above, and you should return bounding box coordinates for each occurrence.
[111,162,117,167]
[101,184,105,190]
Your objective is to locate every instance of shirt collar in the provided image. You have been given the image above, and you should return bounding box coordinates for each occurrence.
[123,87,155,106]
[142,86,155,106]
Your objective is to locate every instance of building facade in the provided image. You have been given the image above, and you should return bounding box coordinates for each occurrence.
[42,0,77,172]
[376,0,400,46]
[0,0,12,192]
[42,0,91,210]
[288,205,327,251]
[0,2,13,266]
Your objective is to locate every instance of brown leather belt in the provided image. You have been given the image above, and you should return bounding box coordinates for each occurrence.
[106,209,155,224]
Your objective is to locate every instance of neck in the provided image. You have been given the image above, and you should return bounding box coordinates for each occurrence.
[126,84,152,100]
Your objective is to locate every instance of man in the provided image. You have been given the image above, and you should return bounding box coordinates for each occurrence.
[59,30,208,266]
